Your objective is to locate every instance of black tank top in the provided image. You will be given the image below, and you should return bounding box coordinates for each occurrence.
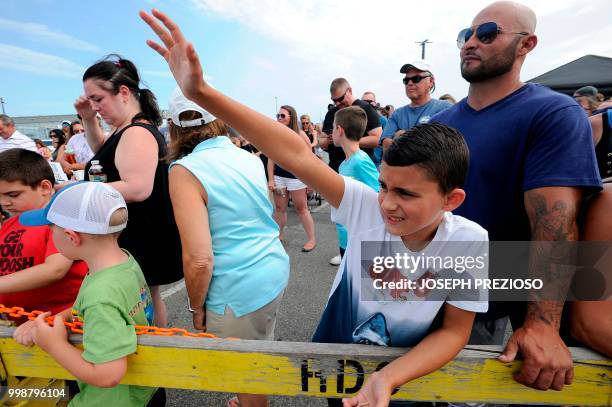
[595,110,612,179]
[85,122,183,286]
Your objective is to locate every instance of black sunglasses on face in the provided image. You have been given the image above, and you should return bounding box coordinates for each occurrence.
[331,89,349,104]
[276,113,287,120]
[362,99,376,106]
[457,21,529,49]
[402,74,431,85]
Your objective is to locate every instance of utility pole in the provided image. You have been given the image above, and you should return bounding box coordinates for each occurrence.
[0,97,5,115]
[415,39,432,60]
[274,96,278,115]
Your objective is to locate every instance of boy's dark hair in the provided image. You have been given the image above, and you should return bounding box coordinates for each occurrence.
[0,149,55,187]
[83,54,162,126]
[334,106,367,141]
[383,123,469,193]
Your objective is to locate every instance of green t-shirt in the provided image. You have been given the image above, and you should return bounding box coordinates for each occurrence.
[69,252,156,407]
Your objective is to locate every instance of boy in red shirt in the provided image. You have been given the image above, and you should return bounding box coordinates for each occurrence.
[0,149,87,316]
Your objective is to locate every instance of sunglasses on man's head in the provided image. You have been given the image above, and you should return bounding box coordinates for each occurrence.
[457,21,529,49]
[276,113,287,120]
[332,89,349,104]
[402,74,431,85]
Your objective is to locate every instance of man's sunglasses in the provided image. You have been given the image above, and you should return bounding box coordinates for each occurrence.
[276,113,286,120]
[457,21,529,49]
[332,89,349,104]
[402,74,431,85]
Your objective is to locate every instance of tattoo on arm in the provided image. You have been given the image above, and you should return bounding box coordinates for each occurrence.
[525,189,580,328]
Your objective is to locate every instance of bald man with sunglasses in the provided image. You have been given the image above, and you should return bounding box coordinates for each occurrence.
[432,1,602,392]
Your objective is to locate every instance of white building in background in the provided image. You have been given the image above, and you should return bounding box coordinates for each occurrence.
[13,114,78,141]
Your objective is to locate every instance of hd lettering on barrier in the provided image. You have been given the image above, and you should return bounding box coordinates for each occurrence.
[300,359,398,395]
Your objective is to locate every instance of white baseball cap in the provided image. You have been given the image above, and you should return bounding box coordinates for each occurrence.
[400,60,433,74]
[20,182,127,235]
[168,87,216,128]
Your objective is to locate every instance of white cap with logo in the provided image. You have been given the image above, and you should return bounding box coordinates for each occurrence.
[400,60,433,74]
[168,87,216,128]
[20,182,127,235]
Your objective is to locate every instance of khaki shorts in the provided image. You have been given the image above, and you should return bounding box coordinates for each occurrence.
[206,291,284,340]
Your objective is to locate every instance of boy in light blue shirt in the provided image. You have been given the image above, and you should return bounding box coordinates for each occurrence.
[332,106,380,255]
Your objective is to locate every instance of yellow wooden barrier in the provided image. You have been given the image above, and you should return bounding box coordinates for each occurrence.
[0,327,610,406]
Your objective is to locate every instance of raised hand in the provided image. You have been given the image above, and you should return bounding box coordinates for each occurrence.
[74,95,96,121]
[139,9,207,100]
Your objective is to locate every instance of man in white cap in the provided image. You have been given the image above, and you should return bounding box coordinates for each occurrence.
[380,60,452,149]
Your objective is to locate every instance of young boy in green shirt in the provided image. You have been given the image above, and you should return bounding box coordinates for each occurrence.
[14,182,161,406]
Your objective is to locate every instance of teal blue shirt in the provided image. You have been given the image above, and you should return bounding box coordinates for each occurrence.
[171,136,289,317]
[336,150,380,249]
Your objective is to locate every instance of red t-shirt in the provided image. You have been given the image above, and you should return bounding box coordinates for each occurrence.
[0,216,88,315]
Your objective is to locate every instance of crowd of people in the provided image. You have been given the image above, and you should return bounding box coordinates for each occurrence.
[0,1,610,406]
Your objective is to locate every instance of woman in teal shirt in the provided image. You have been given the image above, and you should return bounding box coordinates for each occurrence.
[166,88,289,407]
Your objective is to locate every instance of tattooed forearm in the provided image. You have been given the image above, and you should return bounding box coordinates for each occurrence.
[524,189,580,329]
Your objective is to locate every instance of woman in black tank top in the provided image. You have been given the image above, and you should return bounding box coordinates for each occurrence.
[76,55,182,327]
[267,105,317,252]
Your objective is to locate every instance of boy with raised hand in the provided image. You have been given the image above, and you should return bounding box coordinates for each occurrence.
[140,9,488,407]
[14,182,161,406]
[332,106,380,258]
[0,149,87,316]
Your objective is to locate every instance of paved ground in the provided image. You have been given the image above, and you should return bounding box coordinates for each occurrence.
[160,200,337,406]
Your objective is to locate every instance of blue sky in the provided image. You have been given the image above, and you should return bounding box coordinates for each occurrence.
[1,0,611,123]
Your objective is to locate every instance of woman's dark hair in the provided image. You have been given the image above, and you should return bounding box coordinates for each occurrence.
[82,54,161,126]
[49,129,66,146]
[383,123,469,194]
[280,105,300,135]
[68,120,82,138]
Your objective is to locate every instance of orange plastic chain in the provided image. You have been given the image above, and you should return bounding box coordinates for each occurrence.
[0,305,237,339]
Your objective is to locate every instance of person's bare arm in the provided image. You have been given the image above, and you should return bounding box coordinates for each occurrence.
[109,126,159,202]
[588,113,603,146]
[499,186,581,391]
[140,9,344,208]
[343,304,475,407]
[360,126,382,149]
[267,159,276,190]
[169,165,213,331]
[32,313,127,387]
[0,253,72,293]
[570,301,612,357]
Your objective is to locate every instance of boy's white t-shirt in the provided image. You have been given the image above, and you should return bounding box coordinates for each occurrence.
[329,176,489,347]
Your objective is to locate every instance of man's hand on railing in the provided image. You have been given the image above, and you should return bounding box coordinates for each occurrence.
[499,319,574,391]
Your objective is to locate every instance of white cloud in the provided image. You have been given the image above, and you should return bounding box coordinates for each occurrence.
[0,17,100,52]
[189,0,611,119]
[0,43,83,79]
